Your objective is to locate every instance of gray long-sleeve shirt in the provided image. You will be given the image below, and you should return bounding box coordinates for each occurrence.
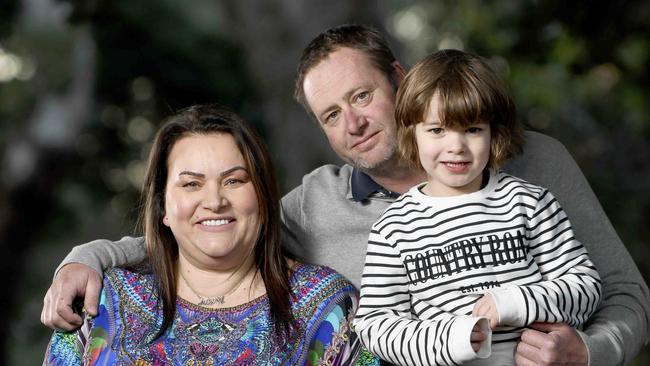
[60,131,649,365]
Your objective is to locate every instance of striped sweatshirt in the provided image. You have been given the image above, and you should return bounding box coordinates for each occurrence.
[354,170,602,366]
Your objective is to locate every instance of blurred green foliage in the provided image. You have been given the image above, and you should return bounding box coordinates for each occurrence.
[1,0,647,364]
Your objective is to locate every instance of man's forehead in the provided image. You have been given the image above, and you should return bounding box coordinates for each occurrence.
[303,48,380,111]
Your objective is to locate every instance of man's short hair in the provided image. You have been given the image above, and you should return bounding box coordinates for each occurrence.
[395,49,524,170]
[294,24,398,117]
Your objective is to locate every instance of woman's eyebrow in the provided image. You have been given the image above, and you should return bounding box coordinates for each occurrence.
[220,166,247,177]
[177,166,247,178]
[178,171,204,178]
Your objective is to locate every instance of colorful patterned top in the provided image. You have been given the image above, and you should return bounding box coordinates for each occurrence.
[44,262,379,366]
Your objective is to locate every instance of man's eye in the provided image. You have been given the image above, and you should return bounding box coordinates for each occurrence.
[325,110,339,123]
[355,91,369,102]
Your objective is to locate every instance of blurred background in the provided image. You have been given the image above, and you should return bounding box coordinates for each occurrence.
[1,0,648,364]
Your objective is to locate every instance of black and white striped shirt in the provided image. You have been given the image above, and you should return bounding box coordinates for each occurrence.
[354,170,602,366]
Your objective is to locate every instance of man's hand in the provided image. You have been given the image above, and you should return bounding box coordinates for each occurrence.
[515,322,587,366]
[472,294,499,329]
[41,263,102,331]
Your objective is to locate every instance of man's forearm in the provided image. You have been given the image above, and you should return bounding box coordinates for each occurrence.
[55,236,147,278]
[580,280,650,365]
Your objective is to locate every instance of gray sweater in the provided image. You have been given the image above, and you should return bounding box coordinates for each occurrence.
[61,131,649,365]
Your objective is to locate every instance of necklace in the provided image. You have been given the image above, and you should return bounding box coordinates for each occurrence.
[178,249,255,307]
[180,269,247,306]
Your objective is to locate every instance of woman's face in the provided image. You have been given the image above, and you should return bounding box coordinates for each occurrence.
[163,133,260,270]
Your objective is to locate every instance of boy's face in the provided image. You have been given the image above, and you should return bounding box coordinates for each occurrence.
[302,47,401,171]
[415,93,491,197]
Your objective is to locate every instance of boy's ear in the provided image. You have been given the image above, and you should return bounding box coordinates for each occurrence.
[391,61,407,85]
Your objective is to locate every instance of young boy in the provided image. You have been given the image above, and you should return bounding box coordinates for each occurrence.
[353,49,602,365]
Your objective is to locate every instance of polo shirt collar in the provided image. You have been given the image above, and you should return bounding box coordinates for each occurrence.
[350,167,400,201]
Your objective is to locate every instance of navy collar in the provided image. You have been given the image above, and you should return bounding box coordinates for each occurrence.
[350,167,401,201]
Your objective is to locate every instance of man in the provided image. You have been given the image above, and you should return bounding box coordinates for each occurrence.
[42,24,649,365]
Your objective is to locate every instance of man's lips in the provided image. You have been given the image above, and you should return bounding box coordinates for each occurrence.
[351,131,380,150]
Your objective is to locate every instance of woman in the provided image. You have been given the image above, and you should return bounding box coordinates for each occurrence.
[44,105,376,365]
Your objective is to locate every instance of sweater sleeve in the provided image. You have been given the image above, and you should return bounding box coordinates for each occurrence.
[507,131,650,365]
[280,186,308,261]
[55,236,146,279]
[489,189,602,327]
[354,229,491,366]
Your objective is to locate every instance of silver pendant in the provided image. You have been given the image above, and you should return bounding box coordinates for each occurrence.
[198,296,225,306]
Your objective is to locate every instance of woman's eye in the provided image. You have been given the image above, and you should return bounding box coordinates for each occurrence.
[183,181,199,188]
[467,127,483,133]
[429,128,444,134]
[225,178,244,186]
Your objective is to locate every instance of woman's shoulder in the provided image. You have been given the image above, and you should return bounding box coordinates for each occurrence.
[288,262,357,303]
[103,266,159,309]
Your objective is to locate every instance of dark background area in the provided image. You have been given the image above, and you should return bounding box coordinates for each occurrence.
[1,0,648,364]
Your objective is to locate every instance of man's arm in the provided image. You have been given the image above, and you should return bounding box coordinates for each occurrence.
[280,186,309,260]
[507,131,650,365]
[55,236,146,276]
[41,236,146,330]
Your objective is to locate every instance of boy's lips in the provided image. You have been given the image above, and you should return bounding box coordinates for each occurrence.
[441,161,470,173]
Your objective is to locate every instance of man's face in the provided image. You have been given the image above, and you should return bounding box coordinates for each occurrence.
[302,47,402,171]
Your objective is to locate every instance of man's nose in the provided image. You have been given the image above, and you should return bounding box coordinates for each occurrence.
[343,109,368,135]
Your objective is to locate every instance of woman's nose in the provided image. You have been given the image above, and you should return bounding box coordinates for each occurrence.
[203,186,228,211]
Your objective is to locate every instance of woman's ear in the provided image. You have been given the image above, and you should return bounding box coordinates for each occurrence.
[163,215,170,226]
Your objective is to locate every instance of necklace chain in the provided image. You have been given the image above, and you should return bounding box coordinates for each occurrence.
[179,248,255,307]
[180,270,246,306]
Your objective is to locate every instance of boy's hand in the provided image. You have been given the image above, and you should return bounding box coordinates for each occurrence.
[41,263,101,331]
[472,293,499,329]
[470,323,487,352]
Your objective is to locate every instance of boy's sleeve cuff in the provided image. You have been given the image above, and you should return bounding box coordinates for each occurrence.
[448,316,492,363]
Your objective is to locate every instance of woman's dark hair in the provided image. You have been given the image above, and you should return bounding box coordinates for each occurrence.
[140,104,292,337]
